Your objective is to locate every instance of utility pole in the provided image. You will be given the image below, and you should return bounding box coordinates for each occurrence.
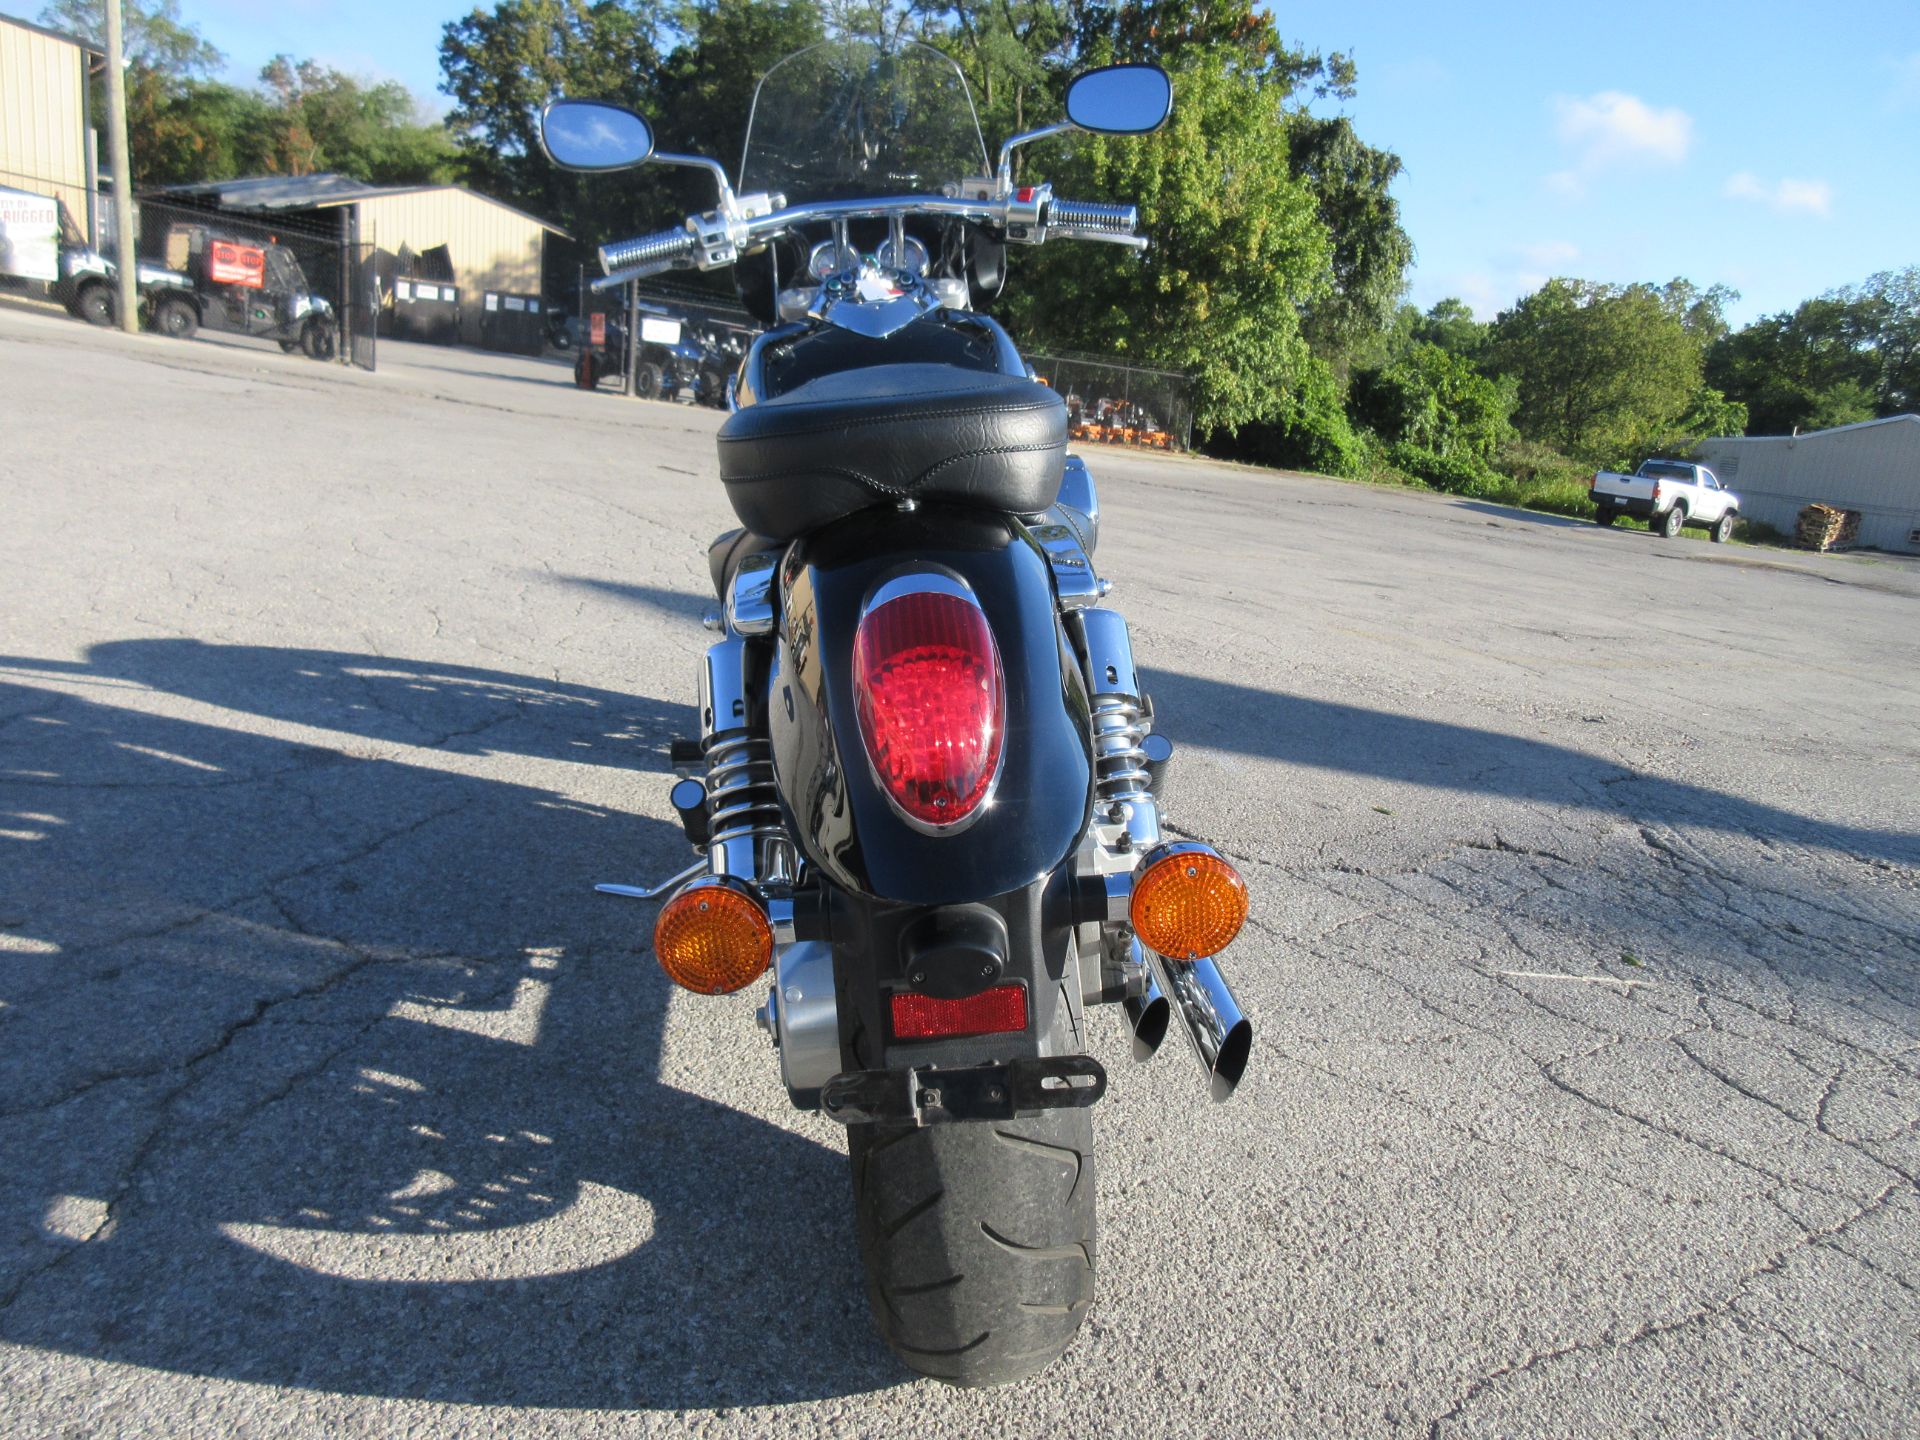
[624,279,639,397]
[103,0,138,335]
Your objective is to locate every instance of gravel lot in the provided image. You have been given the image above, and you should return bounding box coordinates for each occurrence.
[2,303,1916,1439]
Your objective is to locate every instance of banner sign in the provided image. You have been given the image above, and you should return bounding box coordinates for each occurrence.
[0,188,59,282]
[208,240,265,288]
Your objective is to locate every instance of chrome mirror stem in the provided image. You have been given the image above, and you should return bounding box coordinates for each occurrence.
[994,122,1075,193]
[652,152,741,219]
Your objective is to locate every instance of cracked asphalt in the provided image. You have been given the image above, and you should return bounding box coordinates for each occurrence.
[2,301,1916,1438]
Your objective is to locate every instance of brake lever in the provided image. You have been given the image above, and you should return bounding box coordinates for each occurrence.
[1052,231,1150,252]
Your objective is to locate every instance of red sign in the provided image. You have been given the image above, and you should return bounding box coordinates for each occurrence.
[208,240,265,288]
[589,312,606,347]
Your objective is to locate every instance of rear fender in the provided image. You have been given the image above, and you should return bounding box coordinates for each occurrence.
[769,506,1093,907]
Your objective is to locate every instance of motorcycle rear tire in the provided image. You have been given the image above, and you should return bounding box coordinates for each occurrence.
[849,1105,1095,1387]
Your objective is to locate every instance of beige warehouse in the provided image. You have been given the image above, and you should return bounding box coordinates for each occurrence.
[154,173,567,345]
[0,12,100,240]
[1696,415,1920,555]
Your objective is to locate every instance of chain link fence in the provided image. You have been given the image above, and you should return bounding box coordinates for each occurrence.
[0,167,373,370]
[1027,352,1192,453]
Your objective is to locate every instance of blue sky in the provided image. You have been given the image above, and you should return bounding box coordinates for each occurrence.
[181,1,1919,327]
[1280,0,1920,323]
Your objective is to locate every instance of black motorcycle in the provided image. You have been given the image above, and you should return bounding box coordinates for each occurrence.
[542,40,1251,1386]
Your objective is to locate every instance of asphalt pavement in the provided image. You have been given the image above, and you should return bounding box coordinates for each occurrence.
[2,304,1916,1438]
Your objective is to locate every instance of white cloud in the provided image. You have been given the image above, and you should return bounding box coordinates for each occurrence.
[1515,240,1580,269]
[1887,52,1920,112]
[1553,91,1693,169]
[1542,170,1584,200]
[1723,172,1832,217]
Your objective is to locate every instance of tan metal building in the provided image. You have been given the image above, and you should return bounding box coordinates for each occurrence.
[1696,415,1920,555]
[154,173,565,344]
[0,12,100,239]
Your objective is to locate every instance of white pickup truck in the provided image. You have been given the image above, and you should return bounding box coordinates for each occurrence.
[1590,459,1741,541]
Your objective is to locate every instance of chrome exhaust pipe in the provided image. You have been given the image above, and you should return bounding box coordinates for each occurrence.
[1122,967,1171,1061]
[1146,949,1252,1102]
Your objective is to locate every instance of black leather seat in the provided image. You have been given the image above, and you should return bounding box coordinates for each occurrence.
[715,363,1067,542]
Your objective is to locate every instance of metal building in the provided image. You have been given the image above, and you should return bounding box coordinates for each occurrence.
[1696,415,1920,555]
[152,173,566,345]
[0,12,101,240]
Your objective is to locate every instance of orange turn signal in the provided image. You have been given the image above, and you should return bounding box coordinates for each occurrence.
[653,878,772,994]
[1129,843,1248,960]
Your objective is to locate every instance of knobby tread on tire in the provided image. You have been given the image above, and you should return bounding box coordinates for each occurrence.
[848,1107,1095,1387]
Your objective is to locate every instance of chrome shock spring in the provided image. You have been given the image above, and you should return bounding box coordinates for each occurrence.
[1090,691,1151,806]
[703,732,791,885]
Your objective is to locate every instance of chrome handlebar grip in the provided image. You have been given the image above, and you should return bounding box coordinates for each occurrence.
[1045,198,1138,235]
[599,226,698,275]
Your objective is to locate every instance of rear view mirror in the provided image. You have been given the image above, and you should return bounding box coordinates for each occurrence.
[540,100,655,172]
[1065,65,1173,135]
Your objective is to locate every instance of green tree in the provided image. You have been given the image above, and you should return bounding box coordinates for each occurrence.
[1350,342,1516,489]
[440,0,669,242]
[39,0,221,77]
[654,1,825,177]
[255,57,455,184]
[999,49,1331,436]
[1488,278,1715,465]
[1412,296,1487,362]
[1286,114,1411,379]
[1841,267,1920,415]
[41,0,231,183]
[916,1,1074,156]
[1706,293,1881,436]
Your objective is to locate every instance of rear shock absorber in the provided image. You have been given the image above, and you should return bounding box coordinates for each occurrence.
[1072,609,1160,834]
[699,636,793,887]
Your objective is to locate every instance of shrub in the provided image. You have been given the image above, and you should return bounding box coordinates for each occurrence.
[1204,354,1363,477]
[1386,440,1484,493]
[1350,343,1517,472]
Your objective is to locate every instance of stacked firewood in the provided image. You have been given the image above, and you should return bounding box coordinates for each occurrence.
[1796,503,1861,551]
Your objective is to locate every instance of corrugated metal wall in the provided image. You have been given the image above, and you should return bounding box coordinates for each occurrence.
[0,19,89,237]
[351,189,546,345]
[1697,418,1920,554]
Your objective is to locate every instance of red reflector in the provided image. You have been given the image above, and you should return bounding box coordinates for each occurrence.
[891,984,1029,1040]
[1015,186,1036,202]
[852,589,1005,828]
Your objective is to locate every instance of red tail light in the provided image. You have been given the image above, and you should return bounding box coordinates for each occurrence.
[891,983,1028,1040]
[852,587,1005,829]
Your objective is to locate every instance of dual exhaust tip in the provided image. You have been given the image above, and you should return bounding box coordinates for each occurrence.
[1121,942,1251,1103]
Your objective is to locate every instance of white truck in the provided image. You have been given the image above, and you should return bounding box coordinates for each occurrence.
[1589,458,1741,541]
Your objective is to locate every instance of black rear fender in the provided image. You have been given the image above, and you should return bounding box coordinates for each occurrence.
[769,506,1093,907]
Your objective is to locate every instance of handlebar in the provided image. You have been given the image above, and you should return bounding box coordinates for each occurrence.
[593,186,1144,288]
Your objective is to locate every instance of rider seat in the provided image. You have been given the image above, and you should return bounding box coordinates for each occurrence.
[715,363,1067,543]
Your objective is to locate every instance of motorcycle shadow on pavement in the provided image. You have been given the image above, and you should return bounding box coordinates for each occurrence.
[0,642,896,1410]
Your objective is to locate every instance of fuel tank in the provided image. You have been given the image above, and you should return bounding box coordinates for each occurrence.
[770,507,1093,905]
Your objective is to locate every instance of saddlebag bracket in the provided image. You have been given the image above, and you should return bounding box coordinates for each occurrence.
[819,1056,1107,1127]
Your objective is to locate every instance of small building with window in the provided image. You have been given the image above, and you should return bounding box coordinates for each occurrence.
[1696,415,1920,554]
[150,173,567,345]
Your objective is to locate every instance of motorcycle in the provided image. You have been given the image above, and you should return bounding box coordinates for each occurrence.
[542,40,1252,1386]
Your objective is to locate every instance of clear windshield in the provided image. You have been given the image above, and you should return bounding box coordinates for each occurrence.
[738,40,989,204]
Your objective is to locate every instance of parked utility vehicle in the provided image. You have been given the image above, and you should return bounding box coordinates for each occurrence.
[1590,458,1740,541]
[54,243,202,336]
